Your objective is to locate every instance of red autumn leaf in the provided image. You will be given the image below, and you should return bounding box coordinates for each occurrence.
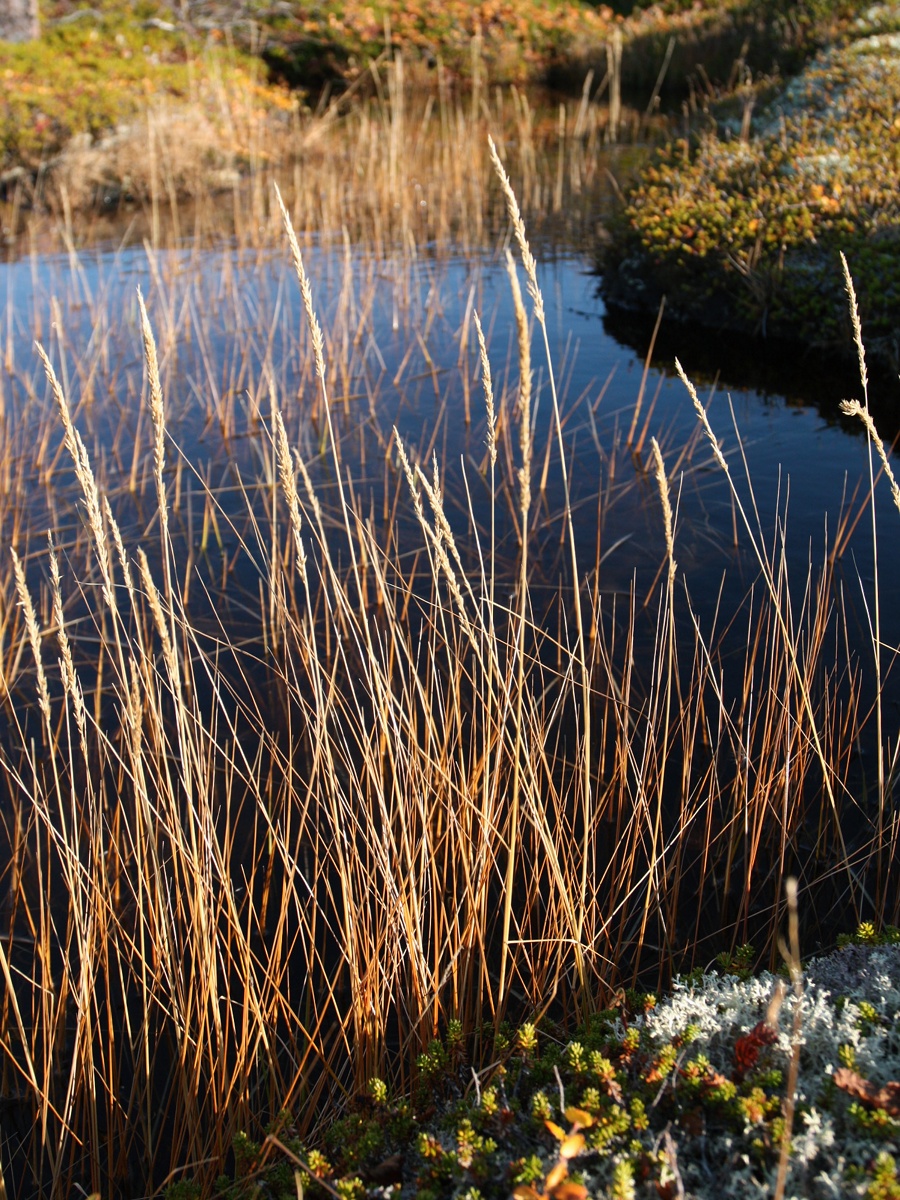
[702,1067,731,1092]
[646,1057,670,1084]
[733,1020,778,1078]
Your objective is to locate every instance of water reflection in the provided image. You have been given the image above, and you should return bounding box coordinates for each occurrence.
[3,235,899,683]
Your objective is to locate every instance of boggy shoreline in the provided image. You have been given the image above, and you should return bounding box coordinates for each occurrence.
[0,0,857,219]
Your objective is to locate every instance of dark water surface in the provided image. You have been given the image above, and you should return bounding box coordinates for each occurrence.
[4,233,900,740]
[5,238,897,542]
[2,235,899,931]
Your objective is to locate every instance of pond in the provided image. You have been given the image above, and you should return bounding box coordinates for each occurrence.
[1,194,899,1195]
[5,230,897,680]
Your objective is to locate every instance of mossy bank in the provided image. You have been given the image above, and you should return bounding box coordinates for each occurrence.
[175,930,900,1200]
[0,4,299,209]
[602,2,900,366]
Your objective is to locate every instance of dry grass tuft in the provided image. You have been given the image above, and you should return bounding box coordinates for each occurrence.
[0,156,895,1198]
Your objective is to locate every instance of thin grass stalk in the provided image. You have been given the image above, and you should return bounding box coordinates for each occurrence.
[489,137,594,1005]
[773,877,803,1200]
[495,250,532,1012]
[475,311,499,1024]
[632,438,678,984]
[838,253,894,909]
[8,555,106,1188]
[120,659,158,1156]
[277,186,405,1063]
[675,358,858,917]
[273,199,425,1040]
[273,183,363,597]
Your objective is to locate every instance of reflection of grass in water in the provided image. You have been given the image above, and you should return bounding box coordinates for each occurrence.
[0,159,898,1198]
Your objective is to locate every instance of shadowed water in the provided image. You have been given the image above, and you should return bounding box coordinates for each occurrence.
[4,234,898,656]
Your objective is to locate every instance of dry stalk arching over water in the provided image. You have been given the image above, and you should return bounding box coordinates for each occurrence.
[0,151,896,1197]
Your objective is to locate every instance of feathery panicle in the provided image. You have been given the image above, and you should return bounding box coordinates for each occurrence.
[675,357,729,476]
[429,454,444,550]
[49,536,87,747]
[840,252,868,397]
[36,341,114,606]
[12,548,52,729]
[473,310,496,467]
[48,538,73,696]
[394,428,426,528]
[126,657,143,748]
[35,339,73,435]
[273,183,327,382]
[488,135,544,323]
[650,437,676,585]
[505,250,532,519]
[419,454,466,581]
[137,548,179,685]
[295,451,323,531]
[839,399,900,515]
[275,409,308,583]
[104,497,136,599]
[396,433,478,650]
[137,289,169,534]
[415,454,487,627]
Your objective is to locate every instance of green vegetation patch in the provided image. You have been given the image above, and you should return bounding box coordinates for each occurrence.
[0,5,295,172]
[187,931,900,1200]
[603,6,900,364]
[298,0,865,93]
[246,0,612,88]
[0,0,874,200]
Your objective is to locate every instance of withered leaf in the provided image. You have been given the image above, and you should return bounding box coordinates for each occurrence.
[834,1068,900,1116]
[702,1068,731,1092]
[564,1106,594,1128]
[550,1184,589,1200]
[559,1132,586,1159]
[512,1187,545,1200]
[646,1061,667,1085]
[545,1162,569,1191]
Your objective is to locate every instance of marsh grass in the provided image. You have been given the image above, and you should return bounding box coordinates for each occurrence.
[0,142,897,1198]
[1,43,643,245]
